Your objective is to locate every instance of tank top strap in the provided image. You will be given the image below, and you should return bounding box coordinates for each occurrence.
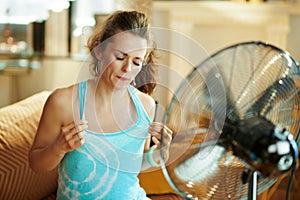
[78,80,87,120]
[128,85,151,123]
[78,83,150,122]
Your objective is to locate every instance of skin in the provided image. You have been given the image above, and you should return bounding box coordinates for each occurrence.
[29,32,172,173]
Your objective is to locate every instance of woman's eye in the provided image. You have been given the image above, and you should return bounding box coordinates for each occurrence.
[133,61,142,66]
[116,56,124,60]
[115,53,125,60]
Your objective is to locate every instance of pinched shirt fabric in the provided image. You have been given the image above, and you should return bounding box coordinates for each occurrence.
[57,80,151,200]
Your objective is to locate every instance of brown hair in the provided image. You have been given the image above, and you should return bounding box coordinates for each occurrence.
[87,10,157,95]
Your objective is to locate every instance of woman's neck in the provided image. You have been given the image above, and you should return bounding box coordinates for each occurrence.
[92,78,129,107]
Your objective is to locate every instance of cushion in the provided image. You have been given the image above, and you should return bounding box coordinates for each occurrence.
[0,91,58,200]
[139,168,175,195]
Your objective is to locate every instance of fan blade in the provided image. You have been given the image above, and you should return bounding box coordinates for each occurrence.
[246,76,296,117]
[161,41,300,200]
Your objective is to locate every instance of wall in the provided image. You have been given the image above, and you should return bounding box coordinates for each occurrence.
[151,1,300,108]
[1,1,300,108]
[287,14,300,62]
[0,58,89,107]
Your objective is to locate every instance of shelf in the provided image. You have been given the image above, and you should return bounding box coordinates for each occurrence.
[0,55,42,76]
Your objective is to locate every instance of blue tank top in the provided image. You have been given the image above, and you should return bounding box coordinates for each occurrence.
[57,80,151,200]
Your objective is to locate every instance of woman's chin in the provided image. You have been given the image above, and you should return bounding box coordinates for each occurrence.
[115,82,130,90]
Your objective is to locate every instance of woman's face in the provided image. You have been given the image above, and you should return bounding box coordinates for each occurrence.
[98,31,148,90]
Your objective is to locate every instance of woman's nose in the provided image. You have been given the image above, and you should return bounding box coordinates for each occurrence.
[122,59,132,72]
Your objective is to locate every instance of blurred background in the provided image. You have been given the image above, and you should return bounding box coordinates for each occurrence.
[0,0,300,109]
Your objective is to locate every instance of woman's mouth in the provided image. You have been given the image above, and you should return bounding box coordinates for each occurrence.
[117,75,130,81]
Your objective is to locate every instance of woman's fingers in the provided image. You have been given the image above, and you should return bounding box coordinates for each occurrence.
[148,122,173,162]
[163,127,173,142]
[151,136,160,147]
[77,131,85,139]
[60,120,88,150]
[149,122,163,139]
[63,120,87,135]
[149,122,173,147]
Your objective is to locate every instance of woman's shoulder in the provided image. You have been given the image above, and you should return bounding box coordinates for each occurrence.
[135,89,155,104]
[135,89,156,120]
[34,84,79,126]
[49,85,76,103]
[44,84,78,117]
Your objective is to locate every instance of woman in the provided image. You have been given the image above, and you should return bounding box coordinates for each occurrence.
[29,10,172,199]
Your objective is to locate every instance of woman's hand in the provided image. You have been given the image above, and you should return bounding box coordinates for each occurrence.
[149,122,173,147]
[52,120,88,156]
[148,122,173,161]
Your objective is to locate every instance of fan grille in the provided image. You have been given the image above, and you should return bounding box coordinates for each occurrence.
[162,41,300,199]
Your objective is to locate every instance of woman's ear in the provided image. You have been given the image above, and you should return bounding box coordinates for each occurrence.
[94,48,102,60]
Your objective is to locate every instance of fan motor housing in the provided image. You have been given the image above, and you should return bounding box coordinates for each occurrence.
[221,116,296,177]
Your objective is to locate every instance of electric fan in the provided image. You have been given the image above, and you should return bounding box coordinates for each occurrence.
[160,41,300,200]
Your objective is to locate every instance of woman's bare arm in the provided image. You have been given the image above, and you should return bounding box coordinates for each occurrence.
[138,92,173,170]
[29,87,87,172]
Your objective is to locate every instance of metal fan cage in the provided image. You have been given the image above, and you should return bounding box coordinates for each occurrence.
[161,41,300,200]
